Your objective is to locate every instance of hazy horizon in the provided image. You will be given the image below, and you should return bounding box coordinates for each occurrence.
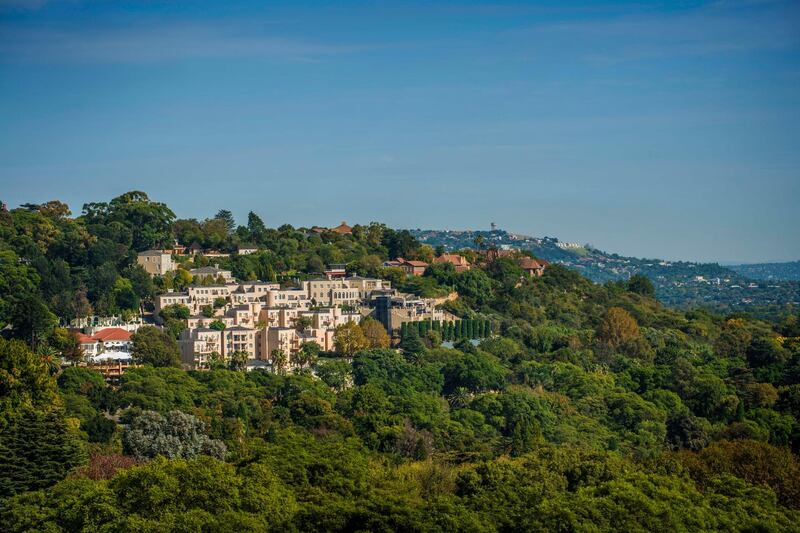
[2,0,799,264]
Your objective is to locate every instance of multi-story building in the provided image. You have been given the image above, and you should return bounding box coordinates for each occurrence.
[179,325,258,368]
[259,326,337,361]
[369,293,450,333]
[137,250,175,276]
[230,282,280,305]
[302,278,361,307]
[179,328,225,369]
[187,285,232,311]
[341,276,392,298]
[172,272,440,369]
[265,287,311,308]
[224,326,258,358]
[154,291,191,317]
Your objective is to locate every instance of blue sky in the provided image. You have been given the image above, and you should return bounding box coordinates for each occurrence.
[1,0,798,263]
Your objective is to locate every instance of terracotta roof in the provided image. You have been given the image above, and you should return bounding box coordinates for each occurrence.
[331,221,353,234]
[76,333,95,343]
[92,328,132,342]
[434,254,470,266]
[402,260,429,267]
[517,257,544,269]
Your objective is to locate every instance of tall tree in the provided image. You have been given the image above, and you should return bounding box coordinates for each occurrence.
[360,318,391,349]
[246,211,267,241]
[334,321,369,357]
[215,210,235,236]
[130,326,181,368]
[596,307,641,352]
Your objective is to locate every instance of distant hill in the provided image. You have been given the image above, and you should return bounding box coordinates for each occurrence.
[409,228,800,311]
[728,261,800,281]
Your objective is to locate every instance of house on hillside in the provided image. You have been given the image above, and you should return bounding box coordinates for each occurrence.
[433,254,471,272]
[137,250,175,276]
[394,258,429,276]
[518,257,548,277]
[75,327,133,360]
[237,245,259,255]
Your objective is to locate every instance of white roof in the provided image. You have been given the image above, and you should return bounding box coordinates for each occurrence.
[90,351,133,362]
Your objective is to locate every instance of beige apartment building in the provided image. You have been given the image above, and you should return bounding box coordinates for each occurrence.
[154,291,191,318]
[137,250,176,276]
[301,276,390,307]
[260,327,336,361]
[179,327,224,369]
[179,325,259,369]
[230,282,280,305]
[265,287,311,308]
[187,285,232,311]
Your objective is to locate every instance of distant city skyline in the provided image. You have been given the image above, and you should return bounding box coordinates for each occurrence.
[2,0,799,264]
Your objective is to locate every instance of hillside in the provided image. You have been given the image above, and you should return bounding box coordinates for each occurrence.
[2,194,800,531]
[729,261,800,282]
[410,229,800,311]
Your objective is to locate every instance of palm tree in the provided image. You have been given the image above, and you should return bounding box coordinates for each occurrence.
[271,349,288,375]
[292,342,320,369]
[447,387,471,409]
[473,235,485,250]
[228,350,249,372]
[37,345,61,376]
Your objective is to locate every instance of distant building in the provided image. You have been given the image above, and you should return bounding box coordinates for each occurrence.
[331,221,353,234]
[433,254,471,272]
[137,250,175,276]
[518,257,547,277]
[237,245,259,255]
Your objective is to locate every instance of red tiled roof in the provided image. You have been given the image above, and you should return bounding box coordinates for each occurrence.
[76,333,95,344]
[402,260,429,267]
[92,328,132,342]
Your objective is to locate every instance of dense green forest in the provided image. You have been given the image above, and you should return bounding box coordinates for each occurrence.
[1,192,800,531]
